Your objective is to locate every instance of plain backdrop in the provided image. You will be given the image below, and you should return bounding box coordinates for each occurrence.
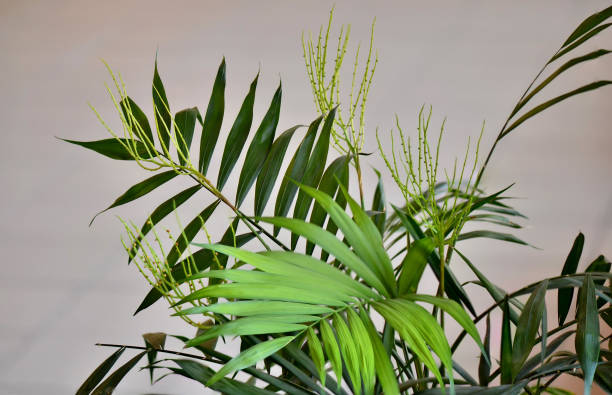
[1,1,611,394]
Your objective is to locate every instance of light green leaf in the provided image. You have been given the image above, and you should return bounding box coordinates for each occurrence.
[134,223,253,315]
[175,300,334,317]
[261,250,380,300]
[374,300,447,390]
[347,308,375,395]
[358,307,399,395]
[337,183,397,295]
[306,327,326,387]
[332,313,362,395]
[306,155,350,255]
[186,318,305,348]
[397,238,435,295]
[403,294,484,356]
[207,336,295,386]
[259,216,388,297]
[195,244,363,301]
[177,282,347,307]
[320,320,343,388]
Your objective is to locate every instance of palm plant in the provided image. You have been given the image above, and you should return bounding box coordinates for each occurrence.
[68,5,612,395]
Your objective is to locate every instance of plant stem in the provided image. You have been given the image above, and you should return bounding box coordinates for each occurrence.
[96,343,223,364]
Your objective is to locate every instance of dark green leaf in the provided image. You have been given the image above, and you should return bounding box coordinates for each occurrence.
[517,330,575,380]
[273,115,322,236]
[198,58,226,175]
[372,169,386,235]
[561,5,612,48]
[586,255,612,308]
[595,362,612,393]
[478,315,491,386]
[90,170,177,225]
[119,96,154,146]
[456,230,529,246]
[217,72,257,190]
[133,226,254,315]
[397,238,435,295]
[91,351,146,395]
[174,107,199,166]
[208,336,295,385]
[143,332,166,384]
[254,126,301,216]
[61,138,156,160]
[418,383,525,395]
[558,232,585,325]
[127,185,200,264]
[172,359,277,395]
[576,275,600,395]
[502,80,612,138]
[454,249,519,323]
[165,199,220,268]
[76,347,125,395]
[512,280,548,379]
[514,50,611,117]
[152,58,171,151]
[235,82,282,207]
[551,23,612,63]
[291,108,336,249]
[500,298,513,384]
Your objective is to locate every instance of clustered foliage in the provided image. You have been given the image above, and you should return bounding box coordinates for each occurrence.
[68,6,612,395]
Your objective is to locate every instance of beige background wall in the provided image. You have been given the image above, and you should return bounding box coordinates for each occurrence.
[1,1,611,394]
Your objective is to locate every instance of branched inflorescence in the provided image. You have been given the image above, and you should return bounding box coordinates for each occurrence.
[377,106,484,295]
[302,7,378,156]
